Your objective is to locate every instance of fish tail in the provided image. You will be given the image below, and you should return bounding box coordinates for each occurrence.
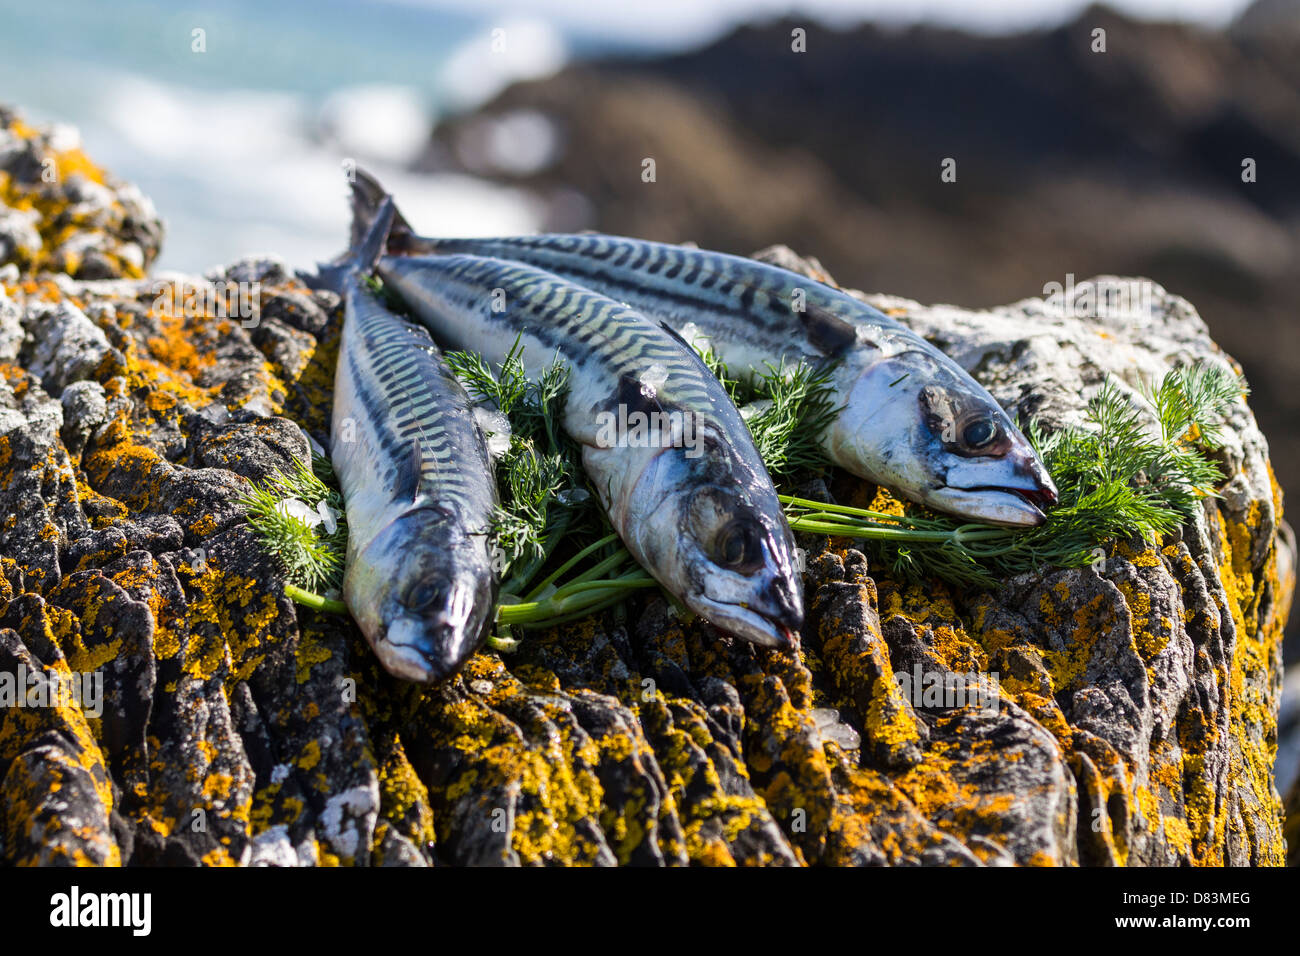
[309,175,397,293]
[351,189,396,275]
[349,166,430,256]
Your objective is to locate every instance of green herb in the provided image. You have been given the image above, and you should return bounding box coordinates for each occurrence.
[695,342,740,398]
[445,336,595,593]
[739,359,841,478]
[237,453,347,593]
[496,532,658,629]
[697,345,841,477]
[444,342,658,625]
[284,583,347,614]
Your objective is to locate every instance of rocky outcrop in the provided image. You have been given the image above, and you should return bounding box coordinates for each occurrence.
[0,106,161,281]
[0,110,1291,865]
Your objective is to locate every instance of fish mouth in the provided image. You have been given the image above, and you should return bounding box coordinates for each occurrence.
[692,597,802,649]
[933,450,1060,527]
[376,635,446,683]
[1012,483,1059,512]
[927,483,1057,527]
[379,612,483,684]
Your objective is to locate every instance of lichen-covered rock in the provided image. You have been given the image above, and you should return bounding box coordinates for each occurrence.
[0,109,162,280]
[833,260,1293,866]
[0,110,1291,866]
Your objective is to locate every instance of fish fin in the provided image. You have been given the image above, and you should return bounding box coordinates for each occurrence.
[798,302,859,355]
[354,194,396,273]
[658,320,701,356]
[349,167,438,256]
[309,191,397,294]
[392,436,425,505]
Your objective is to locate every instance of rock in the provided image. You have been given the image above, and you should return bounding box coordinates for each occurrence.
[1232,0,1300,37]
[0,107,162,278]
[19,300,113,396]
[0,285,22,362]
[190,417,311,484]
[208,256,293,288]
[0,626,118,865]
[59,380,109,455]
[0,108,1290,867]
[0,205,41,265]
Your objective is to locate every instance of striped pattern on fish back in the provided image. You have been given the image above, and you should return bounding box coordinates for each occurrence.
[340,284,493,518]
[390,254,736,424]
[427,234,907,347]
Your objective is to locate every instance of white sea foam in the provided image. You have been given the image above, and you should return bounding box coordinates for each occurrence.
[436,17,568,112]
[318,85,433,166]
[81,72,543,273]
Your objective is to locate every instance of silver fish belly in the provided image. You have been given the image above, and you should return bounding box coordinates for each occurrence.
[331,275,500,682]
[383,230,1059,527]
[376,252,804,648]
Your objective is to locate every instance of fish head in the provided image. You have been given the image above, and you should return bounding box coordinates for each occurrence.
[344,507,497,682]
[618,431,804,648]
[829,350,1058,526]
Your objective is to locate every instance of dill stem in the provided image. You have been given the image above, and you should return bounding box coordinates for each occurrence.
[569,549,635,585]
[512,587,653,629]
[486,634,519,652]
[554,575,656,597]
[522,532,622,600]
[497,574,657,625]
[285,584,347,614]
[780,494,931,524]
[788,517,973,543]
[501,511,574,596]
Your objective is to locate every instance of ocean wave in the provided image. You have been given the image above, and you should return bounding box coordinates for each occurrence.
[78,71,542,272]
[436,16,568,112]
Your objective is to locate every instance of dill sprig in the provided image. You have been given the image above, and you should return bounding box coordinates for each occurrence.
[738,359,841,477]
[445,337,596,592]
[700,345,841,478]
[237,453,348,593]
[491,441,568,570]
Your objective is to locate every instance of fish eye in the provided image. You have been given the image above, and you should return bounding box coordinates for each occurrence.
[963,419,997,448]
[713,519,765,575]
[404,579,445,611]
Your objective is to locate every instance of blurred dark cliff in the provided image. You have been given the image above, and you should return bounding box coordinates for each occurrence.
[420,3,1300,652]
